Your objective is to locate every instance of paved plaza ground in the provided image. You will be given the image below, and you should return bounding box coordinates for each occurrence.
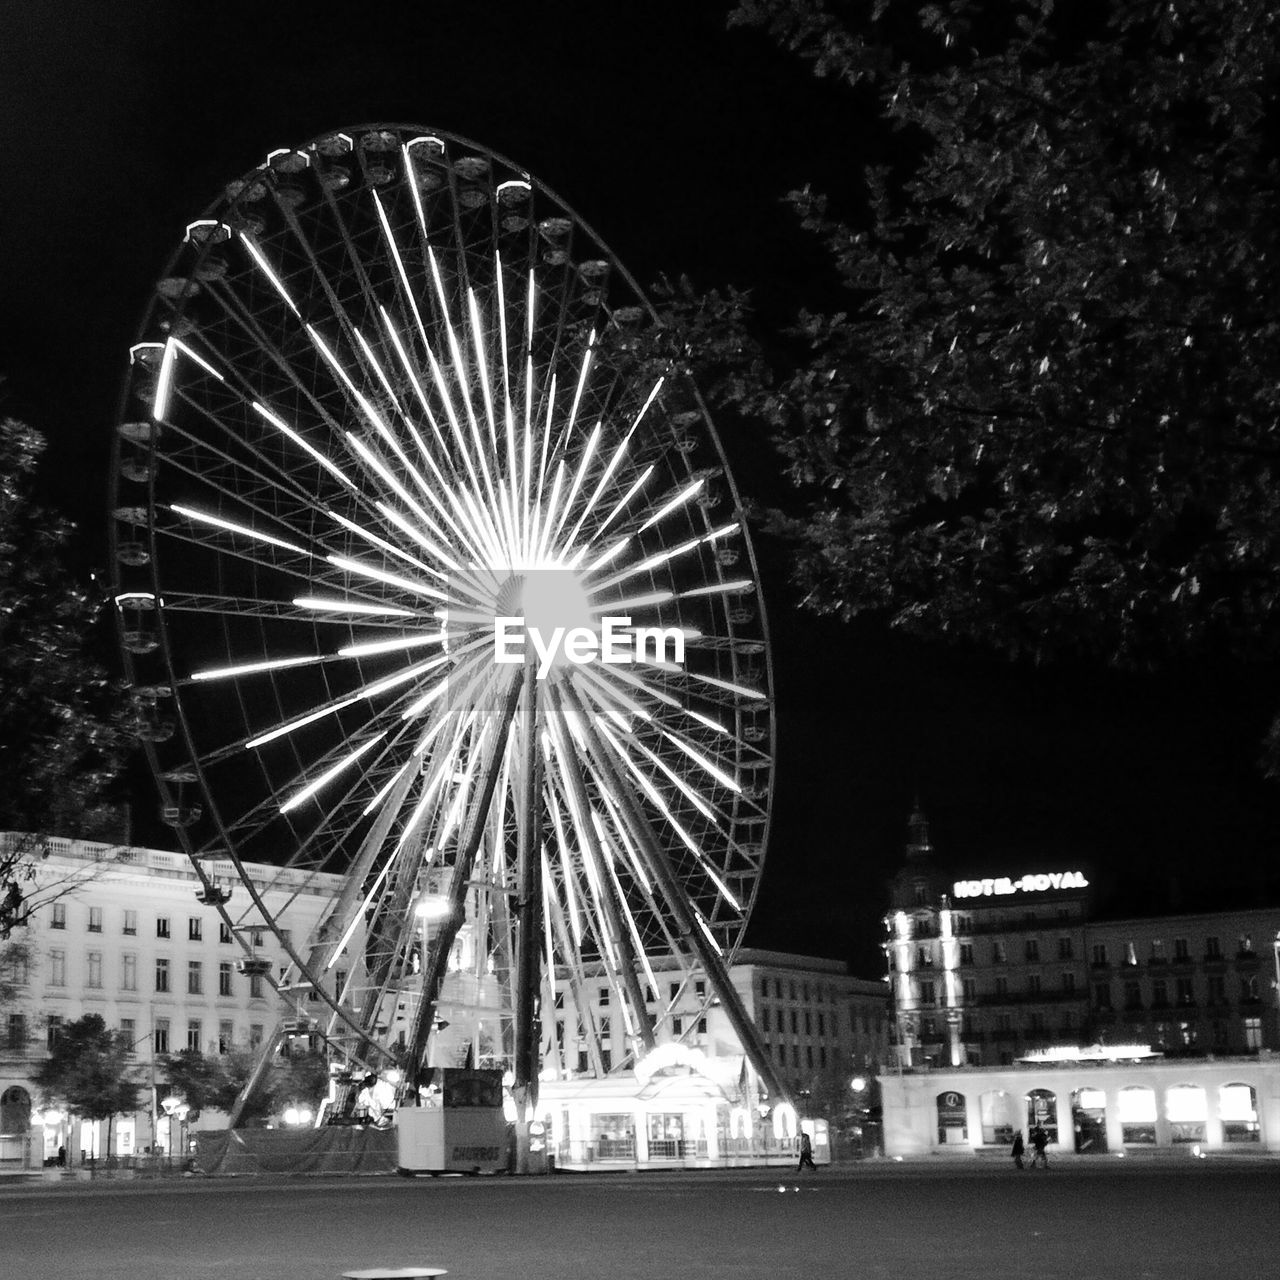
[3,1160,1275,1280]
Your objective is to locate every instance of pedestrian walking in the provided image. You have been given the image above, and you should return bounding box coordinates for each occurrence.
[1029,1125,1050,1169]
[797,1129,817,1171]
[1010,1130,1025,1170]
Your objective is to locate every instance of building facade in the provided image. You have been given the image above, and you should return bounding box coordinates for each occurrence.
[0,833,347,1167]
[882,1052,1278,1157]
[884,808,1280,1069]
[543,948,889,1167]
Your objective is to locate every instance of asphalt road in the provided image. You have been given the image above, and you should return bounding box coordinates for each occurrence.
[5,1162,1276,1280]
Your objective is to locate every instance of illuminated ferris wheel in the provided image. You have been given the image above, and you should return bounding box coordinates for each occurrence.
[108,125,781,1105]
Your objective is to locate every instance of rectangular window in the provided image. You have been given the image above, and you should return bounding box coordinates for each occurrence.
[696,1017,707,1035]
[51,903,66,930]
[218,1021,233,1054]
[87,950,103,989]
[917,946,934,967]
[1028,1011,1045,1032]
[819,1045,828,1068]
[156,917,171,939]
[1174,937,1189,960]
[5,950,29,985]
[280,929,290,948]
[88,905,103,933]
[1062,972,1076,993]
[804,1010,812,1034]
[122,952,137,992]
[251,929,264,948]
[992,941,1006,964]
[817,1012,826,1037]
[1025,939,1040,961]
[249,1023,264,1049]
[187,961,203,995]
[1152,979,1168,1008]
[694,980,706,999]
[1240,975,1259,1001]
[154,1018,170,1055]
[994,976,1008,997]
[760,1008,770,1032]
[6,1013,25,1050]
[598,1017,611,1041]
[1091,944,1107,965]
[50,949,66,986]
[961,978,977,1000]
[219,962,233,996]
[123,909,137,936]
[1028,974,1042,995]
[1057,937,1073,960]
[790,1010,798,1034]
[119,1017,135,1048]
[1208,974,1226,1004]
[187,1019,202,1052]
[1150,939,1165,960]
[919,980,935,1005]
[1176,977,1194,1006]
[1093,982,1112,1010]
[335,969,348,998]
[1124,980,1142,1009]
[1243,1017,1262,1049]
[219,922,233,944]
[599,986,610,1006]
[805,1045,814,1068]
[959,942,974,964]
[47,1015,63,1050]
[188,917,202,942]
[155,957,170,993]
[250,974,264,999]
[672,1016,683,1035]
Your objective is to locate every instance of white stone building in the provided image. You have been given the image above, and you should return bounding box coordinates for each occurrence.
[0,833,347,1167]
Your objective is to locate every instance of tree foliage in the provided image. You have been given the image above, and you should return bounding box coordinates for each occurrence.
[33,1013,140,1123]
[712,0,1280,677]
[160,1046,330,1125]
[0,415,130,938]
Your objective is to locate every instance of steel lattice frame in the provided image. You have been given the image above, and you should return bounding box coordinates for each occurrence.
[108,124,783,1103]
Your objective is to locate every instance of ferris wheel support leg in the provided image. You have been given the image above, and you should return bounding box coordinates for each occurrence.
[549,687,657,1059]
[560,682,793,1110]
[399,673,525,1103]
[226,1023,287,1129]
[513,660,543,1174]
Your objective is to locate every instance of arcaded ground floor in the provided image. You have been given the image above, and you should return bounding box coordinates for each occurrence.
[1,1161,1277,1280]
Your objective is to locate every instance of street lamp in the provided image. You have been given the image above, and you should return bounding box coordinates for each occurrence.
[159,1094,189,1166]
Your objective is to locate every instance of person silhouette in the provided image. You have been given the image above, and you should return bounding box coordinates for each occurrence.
[797,1129,817,1171]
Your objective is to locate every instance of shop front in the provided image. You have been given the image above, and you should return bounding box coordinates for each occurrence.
[539,1045,822,1169]
[881,1054,1278,1157]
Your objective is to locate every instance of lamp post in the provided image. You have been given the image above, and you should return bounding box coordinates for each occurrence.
[159,1094,189,1169]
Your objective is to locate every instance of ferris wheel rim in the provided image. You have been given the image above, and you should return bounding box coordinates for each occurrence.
[108,121,778,1078]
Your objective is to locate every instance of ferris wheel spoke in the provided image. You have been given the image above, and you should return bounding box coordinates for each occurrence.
[113,124,780,1100]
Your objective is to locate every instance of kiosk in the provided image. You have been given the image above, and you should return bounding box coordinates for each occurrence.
[395,1068,509,1175]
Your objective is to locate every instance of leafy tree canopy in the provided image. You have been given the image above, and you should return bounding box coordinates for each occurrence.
[161,1046,330,1126]
[33,1013,139,1123]
[0,414,130,937]
[691,0,1280,687]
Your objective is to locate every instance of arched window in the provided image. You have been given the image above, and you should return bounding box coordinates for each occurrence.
[1025,1088,1058,1144]
[978,1089,1018,1146]
[1165,1085,1206,1144]
[1220,1083,1259,1144]
[1071,1086,1108,1154]
[936,1090,967,1144]
[0,1086,32,1135]
[1118,1086,1157,1144]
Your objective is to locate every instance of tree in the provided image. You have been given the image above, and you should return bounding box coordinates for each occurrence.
[33,1014,140,1163]
[160,1046,331,1126]
[710,2,1280,707]
[0,415,130,939]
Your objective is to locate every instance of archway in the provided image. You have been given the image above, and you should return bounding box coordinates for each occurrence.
[1071,1086,1107,1153]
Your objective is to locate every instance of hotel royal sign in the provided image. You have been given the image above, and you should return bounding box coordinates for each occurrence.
[951,871,1089,899]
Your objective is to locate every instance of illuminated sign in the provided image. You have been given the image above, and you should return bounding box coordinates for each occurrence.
[1017,1044,1158,1064]
[952,871,1088,899]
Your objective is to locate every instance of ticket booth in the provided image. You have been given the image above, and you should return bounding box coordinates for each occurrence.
[395,1068,508,1175]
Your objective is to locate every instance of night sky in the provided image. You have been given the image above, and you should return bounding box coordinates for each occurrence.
[2,2,1277,977]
